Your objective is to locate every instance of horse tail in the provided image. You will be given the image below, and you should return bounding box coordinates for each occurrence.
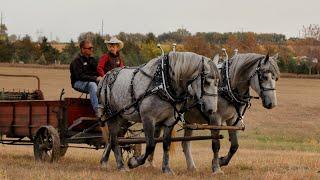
[169,129,177,155]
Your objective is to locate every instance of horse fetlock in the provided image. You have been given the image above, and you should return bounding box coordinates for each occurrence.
[219,156,229,166]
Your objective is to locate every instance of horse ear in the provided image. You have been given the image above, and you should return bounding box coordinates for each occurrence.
[263,53,270,65]
[212,54,219,65]
[272,53,279,61]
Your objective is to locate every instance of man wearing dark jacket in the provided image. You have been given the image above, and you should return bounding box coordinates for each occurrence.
[70,39,103,114]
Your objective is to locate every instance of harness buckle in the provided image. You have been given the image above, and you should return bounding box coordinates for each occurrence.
[179,113,185,123]
[240,119,245,131]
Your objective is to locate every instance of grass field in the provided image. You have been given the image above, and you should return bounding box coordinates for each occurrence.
[0,66,320,179]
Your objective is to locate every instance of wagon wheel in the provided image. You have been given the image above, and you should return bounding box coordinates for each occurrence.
[33,126,61,162]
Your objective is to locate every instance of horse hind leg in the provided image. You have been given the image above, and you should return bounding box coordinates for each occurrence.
[219,129,239,167]
[162,125,175,174]
[182,128,196,171]
[128,118,156,169]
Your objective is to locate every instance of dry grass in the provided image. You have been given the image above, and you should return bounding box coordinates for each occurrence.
[0,66,320,179]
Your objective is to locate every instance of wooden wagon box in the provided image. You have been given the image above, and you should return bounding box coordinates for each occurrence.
[0,100,62,138]
[0,98,96,138]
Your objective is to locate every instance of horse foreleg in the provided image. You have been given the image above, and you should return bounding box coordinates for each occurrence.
[128,118,156,169]
[219,129,239,166]
[146,125,162,167]
[182,128,196,171]
[211,129,223,174]
[162,125,175,174]
[100,142,112,169]
[100,124,111,169]
[109,122,127,171]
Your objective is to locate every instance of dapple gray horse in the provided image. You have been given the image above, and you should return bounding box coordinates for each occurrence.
[147,53,280,174]
[97,52,220,174]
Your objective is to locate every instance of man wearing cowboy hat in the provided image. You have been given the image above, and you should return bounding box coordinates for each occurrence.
[97,36,125,77]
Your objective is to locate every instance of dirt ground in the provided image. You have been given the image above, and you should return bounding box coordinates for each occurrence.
[0,66,320,179]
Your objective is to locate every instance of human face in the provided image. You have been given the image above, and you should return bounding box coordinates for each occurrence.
[81,43,94,57]
[108,43,120,55]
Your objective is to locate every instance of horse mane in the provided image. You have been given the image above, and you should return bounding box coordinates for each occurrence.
[168,52,202,83]
[168,51,219,83]
[229,53,280,86]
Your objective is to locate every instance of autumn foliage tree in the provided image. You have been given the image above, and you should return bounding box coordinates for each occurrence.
[183,36,211,57]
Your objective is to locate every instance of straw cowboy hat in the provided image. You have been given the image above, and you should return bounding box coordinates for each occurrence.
[105,37,124,50]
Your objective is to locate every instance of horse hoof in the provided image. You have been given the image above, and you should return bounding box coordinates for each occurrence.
[128,157,139,169]
[100,162,108,170]
[212,169,224,175]
[144,161,155,168]
[119,166,130,172]
[187,167,197,172]
[162,168,175,175]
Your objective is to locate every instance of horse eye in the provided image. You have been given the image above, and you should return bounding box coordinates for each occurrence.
[262,75,268,81]
[204,80,210,85]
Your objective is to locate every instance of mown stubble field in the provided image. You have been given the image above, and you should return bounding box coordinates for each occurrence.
[0,66,320,179]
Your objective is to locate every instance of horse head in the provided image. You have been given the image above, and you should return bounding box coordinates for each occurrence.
[186,55,220,114]
[249,53,280,109]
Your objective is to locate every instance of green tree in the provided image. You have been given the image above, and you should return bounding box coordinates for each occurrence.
[158,28,191,43]
[0,23,8,41]
[60,39,79,64]
[14,35,40,63]
[0,39,14,62]
[288,57,297,73]
[39,37,60,64]
[140,42,159,62]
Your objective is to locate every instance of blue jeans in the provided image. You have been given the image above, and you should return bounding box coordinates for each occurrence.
[74,81,98,114]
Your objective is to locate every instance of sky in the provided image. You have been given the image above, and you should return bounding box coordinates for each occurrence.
[1,0,319,42]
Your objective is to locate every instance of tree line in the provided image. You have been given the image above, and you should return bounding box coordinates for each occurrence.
[0,25,320,74]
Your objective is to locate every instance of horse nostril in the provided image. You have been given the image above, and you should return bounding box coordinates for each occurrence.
[207,109,214,115]
[265,103,272,109]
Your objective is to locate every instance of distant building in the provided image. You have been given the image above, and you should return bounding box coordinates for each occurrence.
[51,42,79,52]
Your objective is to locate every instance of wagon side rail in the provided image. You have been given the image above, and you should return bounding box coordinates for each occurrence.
[0,74,41,90]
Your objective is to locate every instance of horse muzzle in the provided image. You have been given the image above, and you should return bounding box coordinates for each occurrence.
[262,97,276,109]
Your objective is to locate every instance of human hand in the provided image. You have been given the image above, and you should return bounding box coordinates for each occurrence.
[96,76,103,82]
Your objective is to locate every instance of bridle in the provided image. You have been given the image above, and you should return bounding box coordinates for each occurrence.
[187,57,218,100]
[248,56,276,100]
